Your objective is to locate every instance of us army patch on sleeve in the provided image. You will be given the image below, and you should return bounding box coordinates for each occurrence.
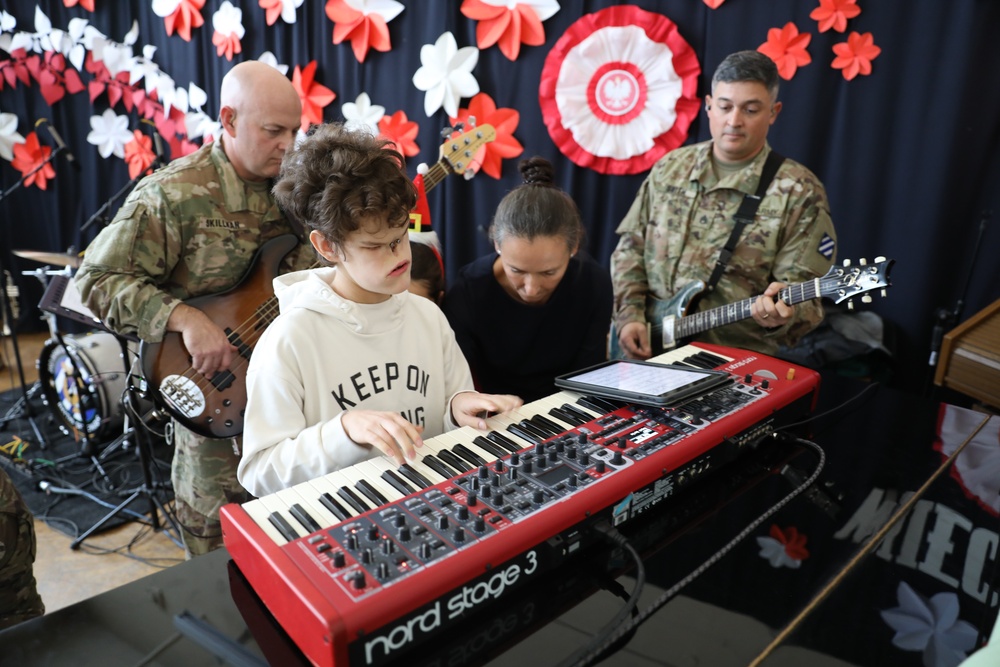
[818,233,835,259]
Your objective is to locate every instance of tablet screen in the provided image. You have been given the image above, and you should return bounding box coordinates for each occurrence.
[554,360,730,406]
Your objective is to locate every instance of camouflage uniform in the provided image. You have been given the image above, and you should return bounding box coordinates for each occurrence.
[76,141,315,556]
[611,142,837,356]
[0,467,44,629]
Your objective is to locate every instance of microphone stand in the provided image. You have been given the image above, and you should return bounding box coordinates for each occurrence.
[0,147,66,447]
[925,210,991,394]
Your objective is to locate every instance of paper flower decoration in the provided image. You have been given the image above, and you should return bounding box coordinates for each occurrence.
[123,129,156,178]
[257,51,289,75]
[703,0,726,7]
[460,0,560,61]
[28,50,85,105]
[413,32,480,118]
[832,31,881,81]
[11,131,56,189]
[449,93,522,180]
[1,48,33,91]
[87,108,134,158]
[63,0,95,10]
[152,0,205,43]
[259,0,305,26]
[880,581,978,666]
[810,0,861,34]
[325,0,404,63]
[0,111,25,161]
[211,1,245,61]
[292,60,336,131]
[48,16,90,71]
[758,22,812,80]
[935,404,1000,516]
[756,525,809,568]
[377,110,419,157]
[342,92,385,134]
[540,6,700,175]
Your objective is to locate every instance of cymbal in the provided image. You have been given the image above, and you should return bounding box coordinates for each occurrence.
[13,249,83,268]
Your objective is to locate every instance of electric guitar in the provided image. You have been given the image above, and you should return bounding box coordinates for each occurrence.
[608,257,894,359]
[140,123,497,439]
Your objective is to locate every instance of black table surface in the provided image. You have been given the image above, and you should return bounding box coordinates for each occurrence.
[2,374,997,667]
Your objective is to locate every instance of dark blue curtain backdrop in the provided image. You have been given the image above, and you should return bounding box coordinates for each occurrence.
[2,1,999,394]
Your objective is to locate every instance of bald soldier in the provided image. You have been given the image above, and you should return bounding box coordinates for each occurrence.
[76,61,315,556]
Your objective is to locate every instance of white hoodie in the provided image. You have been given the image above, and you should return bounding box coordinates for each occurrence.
[238,267,474,497]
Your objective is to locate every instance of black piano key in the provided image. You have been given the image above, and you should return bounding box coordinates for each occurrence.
[473,435,510,458]
[506,422,541,446]
[561,403,597,424]
[423,454,459,480]
[289,503,322,533]
[488,430,523,453]
[529,414,566,437]
[549,406,585,427]
[452,443,488,467]
[381,469,418,496]
[437,449,472,473]
[398,464,434,489]
[337,486,372,514]
[689,352,728,368]
[320,492,352,521]
[355,479,390,507]
[579,395,620,414]
[268,511,300,542]
[518,419,551,439]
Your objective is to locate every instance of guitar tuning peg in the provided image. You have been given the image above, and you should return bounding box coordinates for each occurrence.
[468,115,477,127]
[874,255,886,263]
[416,162,429,175]
[463,168,475,180]
[858,258,868,266]
[440,126,455,139]
[881,289,888,298]
[861,294,872,304]
[842,258,852,267]
[847,300,856,310]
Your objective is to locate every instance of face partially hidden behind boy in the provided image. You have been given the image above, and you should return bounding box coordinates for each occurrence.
[237,124,522,498]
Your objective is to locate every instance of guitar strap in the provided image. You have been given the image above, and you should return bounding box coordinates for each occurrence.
[705,149,785,292]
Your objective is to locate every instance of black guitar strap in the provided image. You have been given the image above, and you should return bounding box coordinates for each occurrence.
[706,149,785,292]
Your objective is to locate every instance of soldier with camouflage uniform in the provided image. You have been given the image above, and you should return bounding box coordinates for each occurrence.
[611,51,837,358]
[0,467,44,629]
[76,61,314,557]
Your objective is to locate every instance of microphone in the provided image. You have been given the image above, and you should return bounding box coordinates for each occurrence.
[141,118,166,168]
[35,118,80,171]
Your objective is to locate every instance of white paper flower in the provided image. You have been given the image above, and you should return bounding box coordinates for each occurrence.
[0,11,16,34]
[755,535,803,569]
[271,0,305,24]
[184,110,221,142]
[345,0,405,21]
[476,0,560,20]
[213,1,245,39]
[0,112,25,162]
[342,92,385,134]
[87,108,134,159]
[256,51,289,75]
[412,32,480,117]
[151,0,183,18]
[880,581,978,667]
[48,17,90,71]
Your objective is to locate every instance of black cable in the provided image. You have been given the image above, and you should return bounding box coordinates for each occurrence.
[555,521,646,667]
[569,434,826,667]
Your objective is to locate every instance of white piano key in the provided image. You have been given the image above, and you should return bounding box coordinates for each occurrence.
[352,458,410,504]
[273,484,341,531]
[254,492,306,542]
[241,497,290,546]
[308,470,367,518]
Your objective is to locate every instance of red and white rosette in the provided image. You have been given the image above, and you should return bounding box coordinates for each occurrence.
[539,6,700,175]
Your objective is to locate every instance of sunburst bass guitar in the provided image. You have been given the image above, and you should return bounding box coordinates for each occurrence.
[140,123,497,439]
[608,257,894,359]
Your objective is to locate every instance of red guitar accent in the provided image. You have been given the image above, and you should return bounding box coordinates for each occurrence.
[140,124,497,438]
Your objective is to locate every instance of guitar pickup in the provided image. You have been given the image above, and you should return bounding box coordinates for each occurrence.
[211,370,236,391]
[225,328,253,360]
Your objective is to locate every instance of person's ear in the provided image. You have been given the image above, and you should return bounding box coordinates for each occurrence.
[219,106,237,137]
[704,94,712,112]
[310,230,341,263]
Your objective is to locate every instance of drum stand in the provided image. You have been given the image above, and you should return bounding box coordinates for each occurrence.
[71,335,178,550]
[0,255,49,449]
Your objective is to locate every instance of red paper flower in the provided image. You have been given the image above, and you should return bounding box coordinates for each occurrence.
[291,61,336,131]
[702,0,726,8]
[11,132,57,190]
[461,0,555,62]
[123,129,156,179]
[28,51,85,106]
[169,134,202,159]
[84,54,134,111]
[769,525,810,561]
[63,0,95,10]
[810,0,861,34]
[0,49,33,91]
[378,110,420,158]
[212,31,242,61]
[160,0,206,43]
[449,93,522,180]
[758,22,812,80]
[832,31,881,81]
[325,0,397,63]
[259,0,286,26]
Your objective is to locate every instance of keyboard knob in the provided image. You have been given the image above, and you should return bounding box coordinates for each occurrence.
[533,490,544,504]
[580,452,590,465]
[495,460,506,473]
[523,460,533,474]
[481,485,492,498]
[595,461,606,474]
[378,562,390,579]
[437,516,449,530]
[395,514,407,527]
[612,451,624,465]
[367,526,379,541]
[458,505,470,520]
[474,517,486,532]
[478,465,489,479]
[383,539,395,555]
[399,526,411,542]
[332,550,346,568]
[420,543,432,559]
[453,528,465,543]
[346,533,359,550]
[361,548,373,564]
[466,492,477,508]
[352,572,366,589]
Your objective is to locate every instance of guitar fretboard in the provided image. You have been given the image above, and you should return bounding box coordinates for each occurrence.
[675,278,822,339]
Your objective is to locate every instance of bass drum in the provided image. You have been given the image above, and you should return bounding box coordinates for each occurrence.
[38,332,128,440]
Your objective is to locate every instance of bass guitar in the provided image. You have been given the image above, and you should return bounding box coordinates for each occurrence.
[609,257,893,359]
[140,123,497,438]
